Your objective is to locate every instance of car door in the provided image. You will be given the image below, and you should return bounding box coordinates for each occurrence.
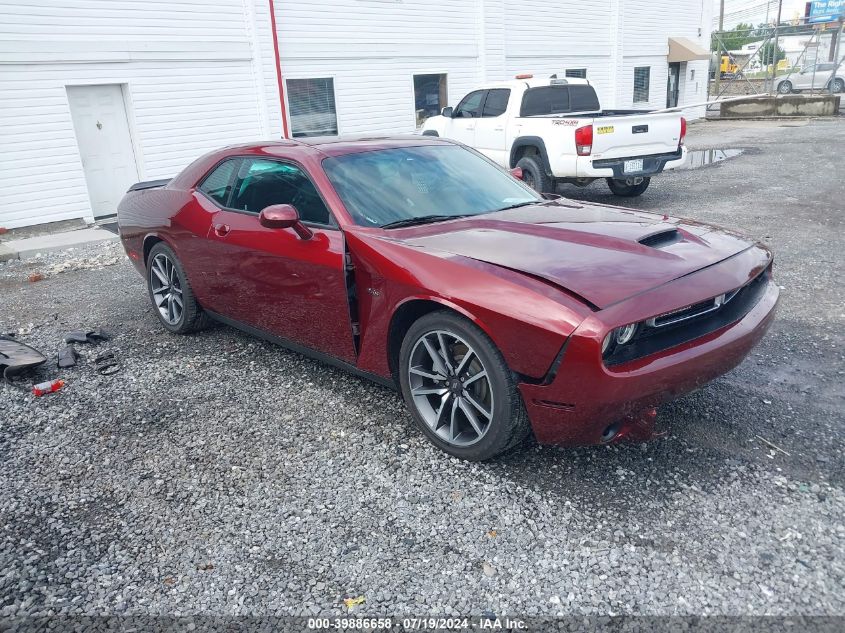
[473,88,511,166]
[446,90,486,146]
[200,157,356,363]
[814,63,834,90]
[795,65,815,90]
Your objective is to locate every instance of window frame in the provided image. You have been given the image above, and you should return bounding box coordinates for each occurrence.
[453,89,486,118]
[411,71,449,128]
[285,76,340,138]
[633,66,651,103]
[195,156,338,229]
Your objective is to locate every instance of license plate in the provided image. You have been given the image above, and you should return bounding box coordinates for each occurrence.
[624,159,644,173]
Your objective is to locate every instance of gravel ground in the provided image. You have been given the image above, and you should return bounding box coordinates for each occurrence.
[1,118,843,620]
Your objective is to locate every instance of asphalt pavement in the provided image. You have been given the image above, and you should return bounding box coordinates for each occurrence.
[0,117,843,619]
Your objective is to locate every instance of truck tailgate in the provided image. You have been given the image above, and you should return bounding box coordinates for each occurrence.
[590,112,682,159]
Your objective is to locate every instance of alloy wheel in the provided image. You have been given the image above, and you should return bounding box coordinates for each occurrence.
[149,253,184,325]
[407,330,494,447]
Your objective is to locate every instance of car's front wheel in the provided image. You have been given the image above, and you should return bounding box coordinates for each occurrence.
[607,177,651,197]
[777,80,793,94]
[398,311,530,460]
[146,242,210,334]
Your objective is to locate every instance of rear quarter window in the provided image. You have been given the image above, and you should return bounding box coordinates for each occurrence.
[198,160,237,206]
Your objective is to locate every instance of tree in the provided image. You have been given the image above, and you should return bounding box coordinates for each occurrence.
[759,42,786,66]
[714,23,757,53]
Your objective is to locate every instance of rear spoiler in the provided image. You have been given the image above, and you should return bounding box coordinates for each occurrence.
[127,178,171,192]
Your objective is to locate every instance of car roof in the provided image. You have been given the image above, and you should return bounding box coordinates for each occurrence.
[220,135,454,159]
[480,77,592,90]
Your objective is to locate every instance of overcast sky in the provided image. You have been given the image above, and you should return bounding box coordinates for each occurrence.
[714,0,809,30]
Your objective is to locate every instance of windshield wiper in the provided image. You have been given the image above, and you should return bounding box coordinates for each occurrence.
[494,201,537,212]
[381,214,473,229]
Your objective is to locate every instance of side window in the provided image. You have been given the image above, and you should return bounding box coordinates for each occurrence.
[229,158,332,225]
[481,89,510,117]
[198,160,237,206]
[816,63,833,72]
[520,86,571,116]
[454,90,485,118]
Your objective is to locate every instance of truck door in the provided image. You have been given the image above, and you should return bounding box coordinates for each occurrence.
[447,90,485,146]
[473,88,511,167]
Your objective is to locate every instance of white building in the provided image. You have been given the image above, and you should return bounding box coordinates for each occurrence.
[0,0,712,229]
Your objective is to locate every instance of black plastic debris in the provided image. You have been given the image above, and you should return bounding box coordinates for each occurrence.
[94,351,120,376]
[0,336,48,380]
[57,345,80,369]
[64,328,112,345]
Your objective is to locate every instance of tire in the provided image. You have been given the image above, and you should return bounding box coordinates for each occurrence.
[398,310,531,461]
[515,155,554,194]
[606,177,651,197]
[777,80,793,94]
[831,78,844,94]
[146,242,211,334]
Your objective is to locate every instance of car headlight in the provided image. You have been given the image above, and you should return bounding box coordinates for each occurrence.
[614,323,638,345]
[602,323,638,355]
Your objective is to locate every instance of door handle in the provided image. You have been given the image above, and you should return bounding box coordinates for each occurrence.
[494,127,504,131]
[213,223,230,237]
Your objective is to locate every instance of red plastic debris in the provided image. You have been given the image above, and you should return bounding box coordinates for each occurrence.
[28,273,44,283]
[32,379,65,397]
[0,227,8,235]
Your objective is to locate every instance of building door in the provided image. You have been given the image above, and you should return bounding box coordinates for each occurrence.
[67,84,139,218]
[666,63,681,108]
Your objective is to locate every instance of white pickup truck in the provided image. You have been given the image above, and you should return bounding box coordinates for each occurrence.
[421,75,687,197]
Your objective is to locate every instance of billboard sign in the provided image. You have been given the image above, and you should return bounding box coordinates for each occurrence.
[808,0,845,23]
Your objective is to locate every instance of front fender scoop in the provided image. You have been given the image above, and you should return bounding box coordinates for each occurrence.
[0,336,47,379]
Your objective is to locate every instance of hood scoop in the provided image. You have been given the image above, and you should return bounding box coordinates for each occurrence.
[639,228,682,249]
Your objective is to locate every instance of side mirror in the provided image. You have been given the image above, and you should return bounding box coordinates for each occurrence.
[441,106,453,118]
[509,167,524,180]
[259,204,313,240]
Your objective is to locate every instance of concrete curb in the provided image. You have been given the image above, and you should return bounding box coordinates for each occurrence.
[0,227,119,262]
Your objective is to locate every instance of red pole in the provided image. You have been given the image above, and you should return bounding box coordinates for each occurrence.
[268,0,290,138]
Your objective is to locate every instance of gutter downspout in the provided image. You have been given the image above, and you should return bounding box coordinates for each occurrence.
[268,0,290,138]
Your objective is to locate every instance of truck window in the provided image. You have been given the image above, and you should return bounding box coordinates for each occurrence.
[520,86,570,116]
[569,85,600,112]
[454,90,485,118]
[482,89,510,117]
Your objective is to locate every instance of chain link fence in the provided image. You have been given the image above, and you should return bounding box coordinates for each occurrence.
[707,21,844,113]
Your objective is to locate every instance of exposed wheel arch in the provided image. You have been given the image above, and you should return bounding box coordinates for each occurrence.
[387,299,493,384]
[143,235,164,266]
[509,137,552,175]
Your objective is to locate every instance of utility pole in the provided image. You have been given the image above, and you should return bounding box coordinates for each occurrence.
[713,0,725,100]
[770,0,784,93]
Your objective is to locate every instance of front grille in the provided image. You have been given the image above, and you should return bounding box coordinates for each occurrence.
[604,266,771,367]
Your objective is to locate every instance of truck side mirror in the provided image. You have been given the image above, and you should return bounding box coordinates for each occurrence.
[441,106,453,118]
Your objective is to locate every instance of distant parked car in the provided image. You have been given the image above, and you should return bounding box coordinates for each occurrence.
[117,137,778,460]
[775,63,845,94]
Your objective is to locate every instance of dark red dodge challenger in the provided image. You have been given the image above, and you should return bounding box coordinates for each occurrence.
[118,136,778,460]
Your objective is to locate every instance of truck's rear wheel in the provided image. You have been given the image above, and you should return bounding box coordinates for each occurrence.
[607,177,651,197]
[516,156,554,194]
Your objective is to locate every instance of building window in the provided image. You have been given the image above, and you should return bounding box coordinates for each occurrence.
[413,73,447,128]
[633,67,650,103]
[565,68,587,79]
[286,78,338,137]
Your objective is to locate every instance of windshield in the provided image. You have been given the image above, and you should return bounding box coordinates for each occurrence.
[322,145,540,228]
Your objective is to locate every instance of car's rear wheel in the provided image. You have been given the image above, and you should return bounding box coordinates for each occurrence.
[607,177,651,197]
[146,242,210,334]
[831,78,844,93]
[516,155,554,194]
[398,311,530,460]
[777,80,793,94]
